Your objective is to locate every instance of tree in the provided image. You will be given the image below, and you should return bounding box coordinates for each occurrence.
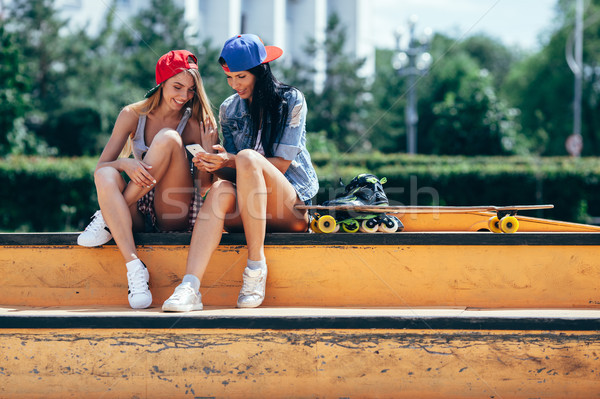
[460,34,521,89]
[370,32,525,155]
[5,0,68,115]
[114,0,190,92]
[504,0,600,156]
[365,48,406,153]
[0,24,31,153]
[193,38,236,115]
[285,14,371,152]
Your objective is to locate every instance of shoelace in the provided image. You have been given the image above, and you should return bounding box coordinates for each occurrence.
[168,284,196,301]
[127,268,148,294]
[240,270,265,296]
[84,211,106,233]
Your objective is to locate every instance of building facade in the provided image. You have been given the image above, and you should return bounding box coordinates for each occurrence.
[53,0,374,87]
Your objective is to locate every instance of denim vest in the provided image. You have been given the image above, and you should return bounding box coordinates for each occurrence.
[219,88,319,202]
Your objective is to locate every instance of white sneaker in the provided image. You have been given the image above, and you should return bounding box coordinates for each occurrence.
[77,210,112,247]
[162,282,203,312]
[127,261,152,309]
[237,263,267,308]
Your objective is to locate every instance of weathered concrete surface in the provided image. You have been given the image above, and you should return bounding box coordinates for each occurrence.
[1,327,599,398]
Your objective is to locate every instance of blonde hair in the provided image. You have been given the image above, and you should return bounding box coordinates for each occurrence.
[119,68,217,158]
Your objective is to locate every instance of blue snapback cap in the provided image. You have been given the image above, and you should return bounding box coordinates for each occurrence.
[220,34,283,72]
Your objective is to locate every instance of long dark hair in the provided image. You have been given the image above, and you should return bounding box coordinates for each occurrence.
[220,59,293,157]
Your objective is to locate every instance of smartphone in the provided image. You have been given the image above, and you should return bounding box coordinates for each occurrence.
[186,144,207,156]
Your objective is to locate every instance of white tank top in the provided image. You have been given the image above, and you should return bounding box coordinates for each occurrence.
[132,107,192,160]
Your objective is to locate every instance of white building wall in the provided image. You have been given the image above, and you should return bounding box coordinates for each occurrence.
[327,0,374,79]
[50,0,374,83]
[242,0,286,50]
[197,0,242,46]
[287,0,327,91]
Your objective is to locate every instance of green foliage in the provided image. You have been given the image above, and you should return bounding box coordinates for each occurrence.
[193,38,235,114]
[0,25,31,153]
[0,156,97,232]
[370,33,527,155]
[5,0,68,114]
[114,0,190,91]
[2,0,599,159]
[41,108,103,156]
[367,49,406,153]
[504,0,600,156]
[284,14,370,152]
[459,34,521,87]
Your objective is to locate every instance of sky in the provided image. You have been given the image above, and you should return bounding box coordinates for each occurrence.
[370,0,558,51]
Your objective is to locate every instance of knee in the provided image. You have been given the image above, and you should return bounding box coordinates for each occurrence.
[235,149,262,172]
[205,180,236,212]
[150,128,182,151]
[94,166,120,190]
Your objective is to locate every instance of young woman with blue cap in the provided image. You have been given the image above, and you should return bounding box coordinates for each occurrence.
[162,34,319,312]
[77,50,218,309]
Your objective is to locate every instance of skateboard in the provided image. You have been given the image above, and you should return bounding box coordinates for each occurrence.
[295,204,554,234]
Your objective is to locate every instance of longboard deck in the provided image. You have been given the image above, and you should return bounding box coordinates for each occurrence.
[295,204,554,214]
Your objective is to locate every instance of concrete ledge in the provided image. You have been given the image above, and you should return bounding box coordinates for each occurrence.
[2,231,600,246]
[2,233,600,308]
[2,306,600,330]
[1,319,599,398]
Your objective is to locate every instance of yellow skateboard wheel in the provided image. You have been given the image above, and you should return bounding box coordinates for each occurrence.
[318,215,337,233]
[488,216,502,233]
[341,220,360,233]
[310,218,322,233]
[500,216,519,233]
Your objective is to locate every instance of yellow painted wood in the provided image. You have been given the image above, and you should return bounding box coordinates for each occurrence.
[1,328,599,398]
[1,243,600,308]
[397,211,600,232]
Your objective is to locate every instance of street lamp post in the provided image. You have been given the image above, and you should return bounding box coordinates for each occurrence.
[393,15,432,154]
[565,0,584,157]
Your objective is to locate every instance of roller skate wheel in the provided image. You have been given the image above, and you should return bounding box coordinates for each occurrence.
[318,215,337,234]
[500,216,519,233]
[378,215,399,233]
[393,215,405,232]
[341,220,360,233]
[359,219,379,233]
[488,216,502,233]
[310,218,322,233]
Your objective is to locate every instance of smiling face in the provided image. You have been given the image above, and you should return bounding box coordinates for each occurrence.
[223,67,257,103]
[161,71,196,110]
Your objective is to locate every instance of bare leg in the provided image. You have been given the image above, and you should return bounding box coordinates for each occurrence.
[183,149,307,280]
[184,179,241,279]
[95,128,193,262]
[234,149,308,261]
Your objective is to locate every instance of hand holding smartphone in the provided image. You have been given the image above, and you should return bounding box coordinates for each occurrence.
[186,144,207,156]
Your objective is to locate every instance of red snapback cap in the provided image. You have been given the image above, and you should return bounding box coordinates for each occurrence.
[145,50,198,98]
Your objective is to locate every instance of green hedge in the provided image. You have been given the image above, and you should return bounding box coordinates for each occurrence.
[313,153,600,224]
[0,156,98,232]
[1,154,599,231]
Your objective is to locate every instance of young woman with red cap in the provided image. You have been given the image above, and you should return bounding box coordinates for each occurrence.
[78,50,218,309]
[162,34,319,312]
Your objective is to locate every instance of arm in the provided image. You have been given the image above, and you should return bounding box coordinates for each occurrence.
[194,146,291,178]
[194,95,294,176]
[95,107,155,187]
[189,119,220,194]
[270,89,307,171]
